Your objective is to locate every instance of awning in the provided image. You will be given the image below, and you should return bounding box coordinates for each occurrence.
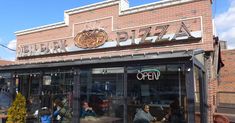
[0,49,204,71]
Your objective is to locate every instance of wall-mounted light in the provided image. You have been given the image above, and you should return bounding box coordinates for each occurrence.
[102,69,107,74]
[13,74,18,78]
[178,67,181,71]
[187,68,191,72]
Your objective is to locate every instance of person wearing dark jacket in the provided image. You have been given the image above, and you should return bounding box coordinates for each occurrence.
[80,101,96,118]
[163,99,185,123]
[133,104,156,123]
[41,91,52,108]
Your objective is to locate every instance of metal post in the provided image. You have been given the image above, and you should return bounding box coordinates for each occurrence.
[72,68,80,123]
[10,72,16,98]
[185,61,195,123]
[124,66,127,123]
[199,69,207,123]
[39,71,43,108]
[178,67,182,107]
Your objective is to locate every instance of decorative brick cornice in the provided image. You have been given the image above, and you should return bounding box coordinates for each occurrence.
[15,0,196,36]
[15,22,67,36]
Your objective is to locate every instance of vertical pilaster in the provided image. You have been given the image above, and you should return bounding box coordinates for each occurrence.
[72,68,80,123]
[123,66,127,123]
[185,61,195,123]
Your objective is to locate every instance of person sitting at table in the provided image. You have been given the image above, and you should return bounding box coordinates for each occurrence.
[162,99,185,123]
[39,107,51,123]
[53,99,72,123]
[133,104,156,123]
[80,101,96,118]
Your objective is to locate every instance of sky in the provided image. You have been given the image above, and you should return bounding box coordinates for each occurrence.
[0,0,233,61]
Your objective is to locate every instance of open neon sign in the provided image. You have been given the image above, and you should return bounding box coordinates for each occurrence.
[136,69,161,80]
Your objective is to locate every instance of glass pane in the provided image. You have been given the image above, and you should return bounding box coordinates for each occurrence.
[80,67,124,123]
[18,71,74,122]
[0,73,12,111]
[17,74,42,122]
[194,66,201,123]
[127,65,187,123]
[40,72,73,123]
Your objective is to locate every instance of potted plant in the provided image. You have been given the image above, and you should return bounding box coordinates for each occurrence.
[6,93,26,123]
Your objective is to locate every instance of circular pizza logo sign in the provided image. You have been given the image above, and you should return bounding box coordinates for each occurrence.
[74,29,108,49]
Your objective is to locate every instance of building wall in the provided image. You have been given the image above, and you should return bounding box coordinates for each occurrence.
[15,0,214,64]
[14,0,216,122]
[215,49,235,122]
[219,49,235,104]
[0,60,13,65]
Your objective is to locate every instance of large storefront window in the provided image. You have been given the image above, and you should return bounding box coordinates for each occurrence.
[0,73,12,111]
[80,67,124,123]
[127,65,187,123]
[18,74,41,116]
[194,65,207,123]
[18,71,73,122]
[42,72,73,122]
[194,66,200,109]
[194,66,201,123]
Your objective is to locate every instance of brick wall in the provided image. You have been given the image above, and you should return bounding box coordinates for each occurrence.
[13,1,217,122]
[0,60,13,65]
[218,49,235,104]
[206,53,218,123]
[15,0,214,63]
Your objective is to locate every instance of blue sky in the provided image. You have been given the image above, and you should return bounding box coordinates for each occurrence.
[0,0,232,61]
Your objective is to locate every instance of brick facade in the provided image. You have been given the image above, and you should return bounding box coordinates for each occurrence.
[0,60,13,65]
[215,49,235,122]
[15,0,214,64]
[218,49,235,104]
[10,0,217,122]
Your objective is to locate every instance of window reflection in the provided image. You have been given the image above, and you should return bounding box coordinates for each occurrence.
[80,67,124,123]
[0,73,12,111]
[18,71,74,123]
[127,65,187,122]
[194,66,201,123]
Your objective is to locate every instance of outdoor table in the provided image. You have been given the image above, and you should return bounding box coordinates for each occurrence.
[151,121,164,123]
[80,116,122,123]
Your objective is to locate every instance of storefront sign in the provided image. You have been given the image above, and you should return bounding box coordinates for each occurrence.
[116,25,170,46]
[136,69,161,80]
[74,29,108,48]
[17,40,67,57]
[17,21,200,58]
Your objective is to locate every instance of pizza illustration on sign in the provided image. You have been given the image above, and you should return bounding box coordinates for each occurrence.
[74,29,108,49]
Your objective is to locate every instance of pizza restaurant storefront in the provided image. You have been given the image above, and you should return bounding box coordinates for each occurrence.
[0,50,207,123]
[0,27,208,122]
[0,0,215,123]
